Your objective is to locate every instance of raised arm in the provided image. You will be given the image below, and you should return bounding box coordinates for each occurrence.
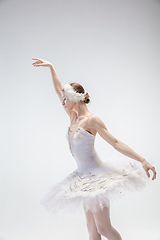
[32,58,71,116]
[91,116,156,180]
[32,57,62,97]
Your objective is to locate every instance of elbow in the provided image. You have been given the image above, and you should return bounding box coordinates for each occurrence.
[113,139,119,149]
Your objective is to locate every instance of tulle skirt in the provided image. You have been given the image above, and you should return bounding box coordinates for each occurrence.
[40,155,150,214]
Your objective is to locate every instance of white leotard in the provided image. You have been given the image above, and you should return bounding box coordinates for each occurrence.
[40,115,150,213]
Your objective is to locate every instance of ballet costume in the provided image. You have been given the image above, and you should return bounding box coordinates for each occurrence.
[40,114,149,214]
[40,84,149,214]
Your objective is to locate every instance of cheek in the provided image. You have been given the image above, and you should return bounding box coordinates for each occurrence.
[65,99,70,107]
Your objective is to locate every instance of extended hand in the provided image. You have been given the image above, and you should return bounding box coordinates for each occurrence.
[142,160,156,180]
[32,58,52,68]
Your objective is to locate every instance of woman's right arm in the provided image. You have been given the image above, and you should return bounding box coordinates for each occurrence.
[49,64,64,102]
[32,58,63,99]
[32,58,72,116]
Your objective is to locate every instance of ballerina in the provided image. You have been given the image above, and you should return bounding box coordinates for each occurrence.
[32,57,156,240]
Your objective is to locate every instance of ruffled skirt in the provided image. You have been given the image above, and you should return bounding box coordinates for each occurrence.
[40,156,150,214]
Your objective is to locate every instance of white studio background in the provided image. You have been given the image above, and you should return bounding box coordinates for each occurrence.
[0,0,160,240]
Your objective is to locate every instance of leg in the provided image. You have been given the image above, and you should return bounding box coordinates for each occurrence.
[84,208,102,240]
[93,207,122,240]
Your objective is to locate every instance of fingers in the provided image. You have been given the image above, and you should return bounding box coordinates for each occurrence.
[152,175,156,180]
[33,63,42,67]
[32,58,42,65]
[32,57,41,60]
[151,167,156,180]
[145,166,156,180]
[32,60,41,64]
[146,169,150,178]
[143,161,157,181]
[32,61,39,64]
[32,63,38,66]
[32,58,43,67]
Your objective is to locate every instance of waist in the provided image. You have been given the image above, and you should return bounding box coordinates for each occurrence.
[74,151,103,174]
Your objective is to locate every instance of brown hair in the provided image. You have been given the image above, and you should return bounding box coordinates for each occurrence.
[70,83,90,104]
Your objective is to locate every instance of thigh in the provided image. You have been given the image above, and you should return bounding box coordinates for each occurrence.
[84,208,102,240]
[84,208,98,230]
[93,207,112,229]
[93,207,122,240]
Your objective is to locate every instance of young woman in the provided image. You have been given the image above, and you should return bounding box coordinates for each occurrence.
[32,58,156,240]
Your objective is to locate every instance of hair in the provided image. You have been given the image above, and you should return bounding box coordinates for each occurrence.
[70,82,90,104]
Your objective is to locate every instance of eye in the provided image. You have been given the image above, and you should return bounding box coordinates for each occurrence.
[62,95,66,100]
[62,96,67,104]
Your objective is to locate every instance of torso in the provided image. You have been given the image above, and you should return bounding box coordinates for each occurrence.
[68,112,97,148]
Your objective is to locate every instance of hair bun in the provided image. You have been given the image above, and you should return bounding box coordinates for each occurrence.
[70,82,90,104]
[84,92,90,104]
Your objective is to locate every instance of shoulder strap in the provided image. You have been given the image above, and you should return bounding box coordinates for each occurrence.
[79,114,93,128]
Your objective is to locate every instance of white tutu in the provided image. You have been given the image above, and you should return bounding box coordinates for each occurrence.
[40,126,150,214]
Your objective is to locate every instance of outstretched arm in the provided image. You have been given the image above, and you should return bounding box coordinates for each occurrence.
[32,58,62,97]
[32,58,72,116]
[92,116,156,180]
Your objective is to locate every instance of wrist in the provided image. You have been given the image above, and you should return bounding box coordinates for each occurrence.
[140,158,146,164]
[49,64,54,69]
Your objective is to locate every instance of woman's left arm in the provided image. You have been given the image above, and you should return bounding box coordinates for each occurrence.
[92,116,156,180]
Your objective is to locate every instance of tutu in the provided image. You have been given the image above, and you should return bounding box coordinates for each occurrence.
[40,120,150,214]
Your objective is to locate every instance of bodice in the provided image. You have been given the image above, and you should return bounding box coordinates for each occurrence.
[67,127,103,174]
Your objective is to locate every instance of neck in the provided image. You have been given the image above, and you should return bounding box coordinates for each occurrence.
[73,102,90,118]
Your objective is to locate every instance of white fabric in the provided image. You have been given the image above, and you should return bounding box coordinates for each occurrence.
[62,84,85,102]
[40,127,150,214]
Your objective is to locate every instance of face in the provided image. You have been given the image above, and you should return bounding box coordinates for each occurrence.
[62,93,75,110]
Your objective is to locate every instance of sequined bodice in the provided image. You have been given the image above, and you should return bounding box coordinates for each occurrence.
[67,127,103,174]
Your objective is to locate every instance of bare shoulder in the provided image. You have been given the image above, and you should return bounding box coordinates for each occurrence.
[87,114,107,135]
[89,115,107,130]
